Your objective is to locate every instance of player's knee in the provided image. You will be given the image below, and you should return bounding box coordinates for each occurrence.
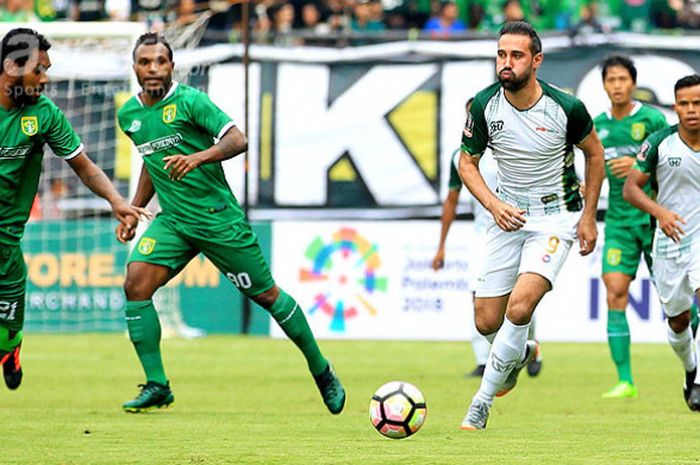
[668,311,691,333]
[474,312,502,335]
[251,286,280,309]
[123,274,153,301]
[505,300,534,326]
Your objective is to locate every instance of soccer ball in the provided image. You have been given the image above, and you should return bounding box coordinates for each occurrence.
[369,381,427,439]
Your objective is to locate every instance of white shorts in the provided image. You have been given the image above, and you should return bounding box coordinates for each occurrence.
[652,249,700,318]
[474,213,579,298]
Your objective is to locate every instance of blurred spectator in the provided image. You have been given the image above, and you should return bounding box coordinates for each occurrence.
[72,0,108,20]
[650,0,678,28]
[423,0,467,35]
[502,0,525,22]
[0,0,38,21]
[270,2,300,44]
[326,0,351,31]
[351,0,385,31]
[676,0,700,28]
[130,0,178,30]
[299,2,331,33]
[571,0,607,35]
[620,0,650,31]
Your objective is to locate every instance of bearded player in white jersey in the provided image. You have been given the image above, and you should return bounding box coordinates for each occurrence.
[623,74,700,411]
[458,21,605,430]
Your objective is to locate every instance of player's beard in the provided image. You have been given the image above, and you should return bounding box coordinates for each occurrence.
[142,76,173,99]
[8,77,41,107]
[498,66,532,92]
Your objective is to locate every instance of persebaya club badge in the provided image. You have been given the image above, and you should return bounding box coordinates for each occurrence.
[631,122,645,141]
[607,248,622,266]
[162,104,176,124]
[21,116,38,136]
[138,237,156,255]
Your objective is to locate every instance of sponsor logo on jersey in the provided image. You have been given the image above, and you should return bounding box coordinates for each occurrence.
[162,104,177,124]
[631,122,646,141]
[489,120,504,135]
[0,144,32,159]
[128,120,142,133]
[607,248,621,266]
[137,237,156,255]
[136,133,183,155]
[463,112,474,138]
[535,126,549,132]
[20,116,38,136]
[669,157,682,167]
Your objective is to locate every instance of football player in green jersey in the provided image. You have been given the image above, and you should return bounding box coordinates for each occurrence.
[594,55,669,399]
[116,33,345,414]
[0,28,147,390]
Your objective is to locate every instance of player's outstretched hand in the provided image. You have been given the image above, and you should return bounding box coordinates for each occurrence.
[490,200,526,232]
[607,156,635,179]
[163,154,202,181]
[432,249,445,271]
[577,215,597,256]
[657,208,686,243]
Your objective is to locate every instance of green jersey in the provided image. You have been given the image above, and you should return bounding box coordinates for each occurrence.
[0,95,83,245]
[118,82,240,227]
[594,102,668,226]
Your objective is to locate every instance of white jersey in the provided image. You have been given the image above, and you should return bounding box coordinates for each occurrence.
[461,80,593,217]
[449,148,497,232]
[635,125,700,258]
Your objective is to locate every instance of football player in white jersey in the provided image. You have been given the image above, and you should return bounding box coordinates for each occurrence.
[623,74,700,411]
[458,21,605,430]
[433,97,542,379]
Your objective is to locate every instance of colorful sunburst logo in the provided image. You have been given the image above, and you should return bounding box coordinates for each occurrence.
[299,228,387,332]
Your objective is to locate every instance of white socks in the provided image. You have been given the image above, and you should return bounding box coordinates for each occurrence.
[472,334,491,366]
[474,317,530,405]
[667,325,696,373]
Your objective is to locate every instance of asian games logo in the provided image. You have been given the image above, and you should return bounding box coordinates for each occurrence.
[299,227,387,332]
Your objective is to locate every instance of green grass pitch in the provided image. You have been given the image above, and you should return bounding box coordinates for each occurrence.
[1,334,697,465]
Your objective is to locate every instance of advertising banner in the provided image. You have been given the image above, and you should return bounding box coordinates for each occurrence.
[271,221,669,343]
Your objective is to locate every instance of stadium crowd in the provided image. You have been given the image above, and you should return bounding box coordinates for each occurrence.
[1,0,700,45]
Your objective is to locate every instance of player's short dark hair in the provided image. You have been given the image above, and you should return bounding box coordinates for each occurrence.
[600,55,637,83]
[132,32,173,62]
[499,21,541,56]
[674,74,700,95]
[1,28,51,74]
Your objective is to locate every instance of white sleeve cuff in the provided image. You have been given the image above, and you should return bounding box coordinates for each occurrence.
[216,122,236,140]
[63,143,85,160]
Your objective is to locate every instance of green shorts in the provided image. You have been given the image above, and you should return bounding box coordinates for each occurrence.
[602,223,653,278]
[128,215,275,298]
[0,244,27,331]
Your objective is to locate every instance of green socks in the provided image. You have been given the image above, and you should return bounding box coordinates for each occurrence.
[269,289,328,376]
[0,327,22,355]
[126,300,167,385]
[607,310,633,384]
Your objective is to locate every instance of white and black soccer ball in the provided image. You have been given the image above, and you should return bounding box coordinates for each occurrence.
[369,381,427,439]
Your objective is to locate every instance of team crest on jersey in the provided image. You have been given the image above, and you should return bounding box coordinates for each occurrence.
[162,104,177,124]
[631,123,646,141]
[669,157,682,167]
[20,116,38,136]
[128,120,142,133]
[138,237,156,255]
[607,248,622,266]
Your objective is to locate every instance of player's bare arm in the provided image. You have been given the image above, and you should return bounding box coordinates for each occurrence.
[116,163,157,243]
[607,155,636,178]
[67,152,151,243]
[575,128,605,255]
[163,126,247,181]
[623,168,686,243]
[432,189,460,270]
[459,150,525,232]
